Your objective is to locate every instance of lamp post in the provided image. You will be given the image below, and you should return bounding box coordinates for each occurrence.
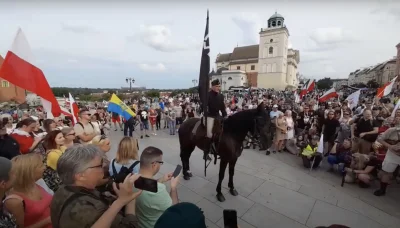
[126,77,135,92]
[223,81,226,91]
[192,79,198,87]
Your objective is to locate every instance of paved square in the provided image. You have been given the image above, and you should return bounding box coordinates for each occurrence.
[106,128,400,228]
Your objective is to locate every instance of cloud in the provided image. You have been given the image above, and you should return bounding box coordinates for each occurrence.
[132,25,197,52]
[61,23,99,34]
[370,1,400,20]
[138,63,167,72]
[231,13,261,45]
[305,27,356,52]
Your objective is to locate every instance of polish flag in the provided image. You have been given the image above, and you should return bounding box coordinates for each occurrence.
[318,88,338,102]
[377,76,398,98]
[68,93,79,125]
[300,79,315,98]
[0,28,61,117]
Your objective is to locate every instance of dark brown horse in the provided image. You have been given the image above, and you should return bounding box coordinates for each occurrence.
[178,103,266,202]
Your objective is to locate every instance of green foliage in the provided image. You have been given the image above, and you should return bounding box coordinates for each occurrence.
[145,90,160,98]
[366,80,380,88]
[316,78,333,90]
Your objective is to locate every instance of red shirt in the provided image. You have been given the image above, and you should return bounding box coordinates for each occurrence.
[10,133,34,154]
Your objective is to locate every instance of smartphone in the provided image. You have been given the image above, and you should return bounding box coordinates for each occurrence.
[134,176,158,193]
[223,209,237,228]
[173,165,182,178]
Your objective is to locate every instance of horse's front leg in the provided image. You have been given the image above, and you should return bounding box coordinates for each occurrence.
[216,159,229,202]
[228,156,239,196]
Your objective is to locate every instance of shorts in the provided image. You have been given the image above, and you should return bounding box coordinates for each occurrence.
[140,120,149,130]
[382,161,400,173]
[176,117,183,125]
[112,116,121,123]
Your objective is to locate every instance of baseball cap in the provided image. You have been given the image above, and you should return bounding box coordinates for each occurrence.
[154,202,206,228]
[273,104,278,108]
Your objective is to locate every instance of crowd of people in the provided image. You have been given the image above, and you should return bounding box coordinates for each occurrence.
[0,86,398,228]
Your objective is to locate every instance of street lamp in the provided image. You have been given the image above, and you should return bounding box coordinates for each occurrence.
[126,77,135,92]
[192,79,198,87]
[223,81,226,91]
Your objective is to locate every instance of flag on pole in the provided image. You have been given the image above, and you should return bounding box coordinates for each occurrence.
[0,28,61,117]
[69,93,79,125]
[317,134,324,154]
[107,94,136,120]
[318,88,338,102]
[345,89,361,110]
[198,10,210,119]
[391,99,400,117]
[0,55,26,104]
[300,79,315,98]
[377,76,398,98]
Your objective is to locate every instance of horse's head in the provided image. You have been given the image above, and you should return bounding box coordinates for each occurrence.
[223,103,267,141]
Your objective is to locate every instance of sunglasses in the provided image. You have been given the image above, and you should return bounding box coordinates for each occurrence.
[152,161,164,165]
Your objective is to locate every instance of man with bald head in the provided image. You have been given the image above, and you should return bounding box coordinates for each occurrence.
[351,109,379,154]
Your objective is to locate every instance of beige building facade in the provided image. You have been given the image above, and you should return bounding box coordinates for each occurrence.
[214,12,300,90]
[348,59,397,86]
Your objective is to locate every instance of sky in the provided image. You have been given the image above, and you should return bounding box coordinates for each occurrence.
[0,0,399,89]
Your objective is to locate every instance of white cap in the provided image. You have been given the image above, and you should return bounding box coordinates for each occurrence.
[273,104,278,108]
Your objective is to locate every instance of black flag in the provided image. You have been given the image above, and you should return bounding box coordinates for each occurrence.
[198,10,210,119]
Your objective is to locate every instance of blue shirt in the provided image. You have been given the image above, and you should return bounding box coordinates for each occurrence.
[109,159,140,176]
[159,102,165,111]
[270,110,281,119]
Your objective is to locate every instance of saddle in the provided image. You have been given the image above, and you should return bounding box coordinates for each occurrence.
[192,117,223,143]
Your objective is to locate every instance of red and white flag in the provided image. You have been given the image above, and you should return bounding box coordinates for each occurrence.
[318,88,338,102]
[377,76,397,98]
[300,79,315,98]
[346,89,361,109]
[0,28,61,117]
[69,93,79,125]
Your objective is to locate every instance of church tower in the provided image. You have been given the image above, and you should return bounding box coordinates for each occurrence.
[257,12,289,90]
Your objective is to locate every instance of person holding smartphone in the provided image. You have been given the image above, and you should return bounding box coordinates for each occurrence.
[135,146,180,228]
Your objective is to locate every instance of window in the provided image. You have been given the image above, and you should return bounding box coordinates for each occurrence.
[251,65,255,70]
[271,21,276,27]
[272,63,276,72]
[228,77,232,80]
[269,47,273,55]
[236,66,240,70]
[262,64,267,72]
[1,80,9,88]
[277,21,281,26]
[270,39,273,43]
[267,64,271,73]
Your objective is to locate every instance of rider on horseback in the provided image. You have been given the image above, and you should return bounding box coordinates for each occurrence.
[203,79,227,160]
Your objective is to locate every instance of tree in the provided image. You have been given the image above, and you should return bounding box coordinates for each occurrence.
[350,83,367,88]
[145,90,160,98]
[367,79,380,88]
[316,77,333,90]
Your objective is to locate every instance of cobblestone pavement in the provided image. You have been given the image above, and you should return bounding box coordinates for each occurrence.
[106,126,400,228]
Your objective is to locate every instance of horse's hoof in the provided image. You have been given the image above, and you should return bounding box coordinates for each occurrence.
[216,193,226,202]
[183,175,190,180]
[229,188,238,196]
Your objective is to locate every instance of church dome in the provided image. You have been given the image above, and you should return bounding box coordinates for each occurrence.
[267,11,285,28]
[269,12,284,20]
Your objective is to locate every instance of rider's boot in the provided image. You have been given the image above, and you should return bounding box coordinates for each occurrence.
[203,137,212,161]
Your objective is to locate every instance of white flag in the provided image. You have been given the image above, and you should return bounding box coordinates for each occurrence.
[391,100,400,117]
[346,90,361,110]
[317,134,324,154]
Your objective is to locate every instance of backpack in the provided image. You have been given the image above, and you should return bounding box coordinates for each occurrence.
[74,122,95,143]
[111,160,140,184]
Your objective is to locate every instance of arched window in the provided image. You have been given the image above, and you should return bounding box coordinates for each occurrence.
[271,21,276,27]
[228,77,232,80]
[277,21,281,26]
[269,47,273,55]
[262,64,267,72]
[267,64,271,73]
[272,63,276,72]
